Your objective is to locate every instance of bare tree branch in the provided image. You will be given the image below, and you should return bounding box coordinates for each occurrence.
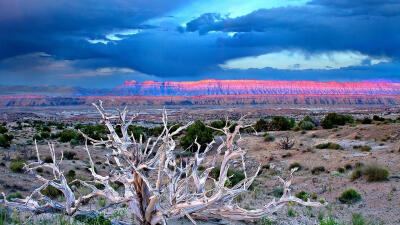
[1,101,325,225]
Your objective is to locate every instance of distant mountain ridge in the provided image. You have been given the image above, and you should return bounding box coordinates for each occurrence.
[1,94,400,107]
[1,80,400,107]
[109,79,400,96]
[2,80,400,97]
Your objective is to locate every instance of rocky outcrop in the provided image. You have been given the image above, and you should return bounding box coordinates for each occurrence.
[1,80,399,107]
[109,80,400,96]
[0,94,399,107]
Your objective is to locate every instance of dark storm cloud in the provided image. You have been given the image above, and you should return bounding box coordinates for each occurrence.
[310,0,400,17]
[95,31,264,78]
[0,0,399,87]
[185,0,400,59]
[0,0,189,59]
[203,61,400,82]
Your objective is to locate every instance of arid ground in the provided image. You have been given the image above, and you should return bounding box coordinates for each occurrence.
[0,106,399,225]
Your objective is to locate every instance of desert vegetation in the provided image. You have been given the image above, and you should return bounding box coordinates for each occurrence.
[0,107,399,224]
[321,113,354,129]
[0,102,323,225]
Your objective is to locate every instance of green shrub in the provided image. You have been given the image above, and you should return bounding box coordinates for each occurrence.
[345,164,353,170]
[295,191,311,201]
[148,126,164,137]
[41,185,63,199]
[270,116,291,131]
[321,117,333,129]
[6,192,22,201]
[44,156,53,163]
[0,134,13,148]
[337,167,346,173]
[67,170,76,179]
[32,134,42,141]
[321,113,354,129]
[361,117,372,124]
[363,164,389,182]
[42,126,51,132]
[304,115,314,122]
[81,214,112,225]
[298,116,316,130]
[9,161,24,173]
[373,115,385,121]
[351,164,389,182]
[64,151,77,160]
[315,142,342,150]
[338,189,361,204]
[111,181,123,191]
[271,188,284,198]
[115,124,149,140]
[0,126,8,134]
[210,167,245,187]
[40,131,50,139]
[311,166,325,175]
[79,124,109,141]
[289,162,302,171]
[58,129,82,143]
[259,217,276,225]
[311,193,317,200]
[95,183,105,190]
[254,119,268,132]
[351,213,376,225]
[125,125,150,140]
[98,197,107,208]
[243,127,255,134]
[210,120,227,130]
[179,120,213,152]
[50,132,59,139]
[0,206,12,224]
[287,208,296,217]
[35,167,44,173]
[350,169,363,181]
[320,217,341,225]
[299,121,315,130]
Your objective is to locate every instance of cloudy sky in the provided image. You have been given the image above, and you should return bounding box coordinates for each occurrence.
[0,0,399,88]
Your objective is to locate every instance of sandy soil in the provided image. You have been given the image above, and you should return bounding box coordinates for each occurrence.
[0,122,399,224]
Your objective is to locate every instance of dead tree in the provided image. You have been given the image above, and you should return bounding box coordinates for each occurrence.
[1,101,324,224]
[278,135,295,150]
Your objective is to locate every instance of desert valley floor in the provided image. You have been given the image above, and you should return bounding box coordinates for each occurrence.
[0,105,399,225]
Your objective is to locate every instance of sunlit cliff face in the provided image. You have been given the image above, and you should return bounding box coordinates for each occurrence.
[112,79,400,96]
[2,80,400,107]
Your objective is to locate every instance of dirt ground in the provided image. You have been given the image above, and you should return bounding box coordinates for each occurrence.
[235,123,400,225]
[0,122,399,224]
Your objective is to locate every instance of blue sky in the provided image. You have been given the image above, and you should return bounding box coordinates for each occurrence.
[0,0,399,88]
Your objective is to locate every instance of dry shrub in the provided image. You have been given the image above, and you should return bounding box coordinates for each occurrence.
[351,163,389,182]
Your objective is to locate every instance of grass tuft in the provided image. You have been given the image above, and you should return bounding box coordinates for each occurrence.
[338,189,361,204]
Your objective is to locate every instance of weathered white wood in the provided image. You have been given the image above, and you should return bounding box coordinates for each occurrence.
[1,101,325,225]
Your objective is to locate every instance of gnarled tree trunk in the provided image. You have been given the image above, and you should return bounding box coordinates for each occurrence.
[1,101,325,224]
